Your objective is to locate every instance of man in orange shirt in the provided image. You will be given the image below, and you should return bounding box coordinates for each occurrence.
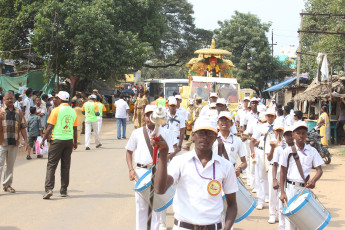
[40,91,78,199]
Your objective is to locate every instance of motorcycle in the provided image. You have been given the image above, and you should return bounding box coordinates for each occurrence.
[306,127,332,164]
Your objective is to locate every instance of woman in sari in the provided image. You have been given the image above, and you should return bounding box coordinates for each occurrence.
[317,106,330,146]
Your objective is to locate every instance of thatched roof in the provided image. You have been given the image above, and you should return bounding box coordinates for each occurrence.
[294,75,345,101]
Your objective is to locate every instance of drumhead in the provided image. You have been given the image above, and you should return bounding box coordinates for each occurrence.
[282,190,311,216]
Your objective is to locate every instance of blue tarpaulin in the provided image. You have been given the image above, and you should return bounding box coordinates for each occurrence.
[263,77,296,92]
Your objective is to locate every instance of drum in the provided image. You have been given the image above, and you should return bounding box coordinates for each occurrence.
[223,178,257,223]
[282,189,331,230]
[134,169,176,212]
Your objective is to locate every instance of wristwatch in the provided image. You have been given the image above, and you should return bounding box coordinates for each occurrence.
[239,167,243,173]
[178,145,182,148]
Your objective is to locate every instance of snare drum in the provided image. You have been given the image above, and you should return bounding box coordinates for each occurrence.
[223,178,257,223]
[134,169,176,212]
[282,190,331,230]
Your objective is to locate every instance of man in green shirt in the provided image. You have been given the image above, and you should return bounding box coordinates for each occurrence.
[82,95,100,150]
[40,91,78,199]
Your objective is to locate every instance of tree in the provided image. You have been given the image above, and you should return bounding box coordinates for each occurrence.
[300,0,345,75]
[0,0,166,93]
[214,11,291,94]
[142,0,213,73]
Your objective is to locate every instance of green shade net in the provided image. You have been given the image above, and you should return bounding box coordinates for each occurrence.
[0,71,55,93]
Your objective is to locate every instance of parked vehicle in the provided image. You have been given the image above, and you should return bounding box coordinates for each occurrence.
[307,128,332,164]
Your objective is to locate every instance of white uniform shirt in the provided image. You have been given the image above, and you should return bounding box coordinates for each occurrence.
[244,111,260,134]
[199,105,210,118]
[115,99,129,118]
[284,114,294,127]
[35,104,46,127]
[168,150,238,225]
[235,108,244,123]
[14,101,22,110]
[212,133,246,166]
[252,122,275,156]
[125,126,174,165]
[177,107,188,124]
[23,97,32,116]
[275,115,285,127]
[166,112,186,144]
[205,109,218,123]
[279,144,324,183]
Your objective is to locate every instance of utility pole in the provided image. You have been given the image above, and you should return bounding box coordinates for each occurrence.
[269,29,277,57]
[296,11,303,86]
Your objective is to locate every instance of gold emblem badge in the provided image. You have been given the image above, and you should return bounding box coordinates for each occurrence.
[207,180,221,196]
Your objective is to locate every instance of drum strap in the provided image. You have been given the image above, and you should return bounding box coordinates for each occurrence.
[217,137,229,161]
[287,151,310,184]
[143,126,153,158]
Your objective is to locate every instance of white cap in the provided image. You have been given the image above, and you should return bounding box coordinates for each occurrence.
[259,112,266,122]
[274,122,284,131]
[209,102,217,108]
[218,111,232,121]
[145,105,157,114]
[89,94,97,99]
[216,98,226,105]
[168,96,177,105]
[258,104,267,113]
[193,117,217,133]
[189,99,194,105]
[250,97,259,103]
[266,108,276,116]
[57,91,70,101]
[210,92,218,98]
[48,94,53,99]
[175,95,182,99]
[284,125,293,134]
[272,98,276,101]
[243,96,251,101]
[293,121,308,132]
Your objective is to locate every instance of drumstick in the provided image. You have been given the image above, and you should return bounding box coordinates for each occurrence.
[295,186,307,201]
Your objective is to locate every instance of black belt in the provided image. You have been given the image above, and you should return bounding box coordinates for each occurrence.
[177,137,179,139]
[287,180,305,187]
[136,163,148,169]
[174,219,222,230]
[257,146,264,150]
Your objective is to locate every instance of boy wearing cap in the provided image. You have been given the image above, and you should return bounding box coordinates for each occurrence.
[216,98,237,135]
[154,117,238,230]
[242,98,260,188]
[166,96,185,154]
[279,121,324,230]
[175,95,188,125]
[250,108,276,210]
[41,91,78,199]
[126,105,175,230]
[199,92,218,118]
[83,95,101,150]
[14,93,22,110]
[272,125,294,229]
[237,97,250,129]
[213,111,247,177]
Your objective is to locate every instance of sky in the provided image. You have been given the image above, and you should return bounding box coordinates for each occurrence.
[188,0,305,56]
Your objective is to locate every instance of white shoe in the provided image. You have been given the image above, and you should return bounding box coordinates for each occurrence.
[256,203,264,210]
[265,197,269,203]
[242,175,247,179]
[159,223,167,230]
[18,144,23,148]
[268,216,276,224]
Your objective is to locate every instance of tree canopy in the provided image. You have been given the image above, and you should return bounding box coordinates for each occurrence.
[214,11,291,94]
[300,0,345,75]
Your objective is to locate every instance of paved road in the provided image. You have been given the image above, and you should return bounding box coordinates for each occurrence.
[0,118,344,230]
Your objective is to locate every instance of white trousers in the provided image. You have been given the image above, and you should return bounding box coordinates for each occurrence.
[278,190,286,230]
[135,168,160,230]
[284,183,303,230]
[243,140,252,186]
[268,165,279,217]
[256,149,269,205]
[97,117,103,135]
[85,121,100,148]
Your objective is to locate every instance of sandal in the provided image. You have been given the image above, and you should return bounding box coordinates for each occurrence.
[4,186,16,193]
[26,155,32,160]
